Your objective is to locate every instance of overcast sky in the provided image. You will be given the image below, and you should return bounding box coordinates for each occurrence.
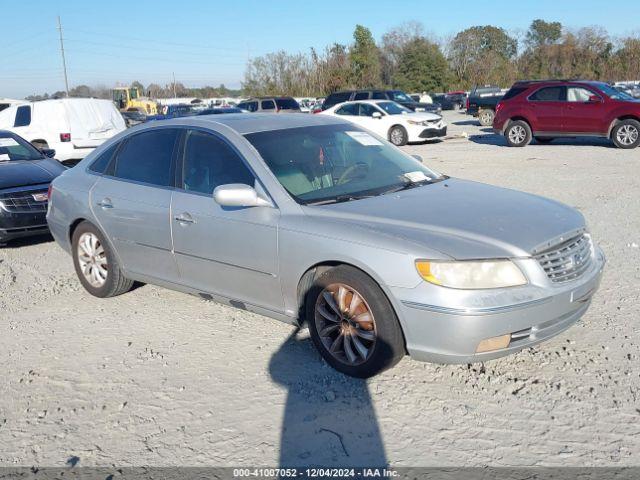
[2,0,637,98]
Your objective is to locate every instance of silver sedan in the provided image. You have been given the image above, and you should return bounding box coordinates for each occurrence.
[47,114,605,378]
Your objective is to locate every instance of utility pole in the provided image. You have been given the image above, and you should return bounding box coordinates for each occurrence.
[172,72,177,98]
[57,16,70,97]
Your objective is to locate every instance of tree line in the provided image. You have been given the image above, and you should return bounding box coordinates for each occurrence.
[243,19,640,97]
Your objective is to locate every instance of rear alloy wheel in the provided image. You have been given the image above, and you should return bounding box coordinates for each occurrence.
[612,119,640,149]
[389,125,408,146]
[505,120,532,147]
[307,265,405,378]
[72,221,134,298]
[478,109,495,126]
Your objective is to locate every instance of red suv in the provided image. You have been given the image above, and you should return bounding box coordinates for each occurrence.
[493,80,640,148]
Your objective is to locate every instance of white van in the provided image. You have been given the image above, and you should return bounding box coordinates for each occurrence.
[0,98,126,162]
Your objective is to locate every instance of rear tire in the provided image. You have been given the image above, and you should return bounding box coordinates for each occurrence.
[478,109,495,126]
[306,265,405,378]
[388,125,408,146]
[72,221,134,298]
[612,119,640,149]
[505,120,532,147]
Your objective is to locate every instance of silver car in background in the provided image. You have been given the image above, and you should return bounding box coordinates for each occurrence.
[47,114,605,378]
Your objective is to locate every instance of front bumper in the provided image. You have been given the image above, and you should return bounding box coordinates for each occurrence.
[0,188,51,244]
[392,247,606,364]
[419,126,447,139]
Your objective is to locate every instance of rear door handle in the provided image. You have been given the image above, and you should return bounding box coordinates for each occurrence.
[174,212,195,225]
[97,198,113,209]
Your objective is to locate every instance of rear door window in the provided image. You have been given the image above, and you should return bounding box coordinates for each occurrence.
[261,100,276,110]
[113,129,179,186]
[371,91,387,100]
[353,92,369,100]
[325,92,352,107]
[14,106,31,127]
[275,98,300,110]
[335,104,359,115]
[529,86,566,101]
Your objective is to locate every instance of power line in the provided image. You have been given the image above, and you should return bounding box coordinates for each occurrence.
[57,16,70,97]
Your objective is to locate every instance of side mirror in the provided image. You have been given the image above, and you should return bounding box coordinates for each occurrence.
[213,184,272,208]
[372,111,382,119]
[588,95,601,103]
[411,154,423,163]
[42,148,56,158]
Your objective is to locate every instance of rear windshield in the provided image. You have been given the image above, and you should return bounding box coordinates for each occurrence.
[0,133,45,161]
[275,98,300,110]
[502,87,528,101]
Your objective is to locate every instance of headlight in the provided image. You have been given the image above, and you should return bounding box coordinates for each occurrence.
[415,260,527,289]
[407,119,426,126]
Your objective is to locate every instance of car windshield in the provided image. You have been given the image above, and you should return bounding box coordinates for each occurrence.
[376,101,411,115]
[245,124,443,205]
[597,83,635,101]
[0,133,44,161]
[389,91,413,103]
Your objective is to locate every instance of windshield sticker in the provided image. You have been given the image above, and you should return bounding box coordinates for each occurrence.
[346,131,383,146]
[0,138,19,147]
[404,171,430,182]
[0,154,10,161]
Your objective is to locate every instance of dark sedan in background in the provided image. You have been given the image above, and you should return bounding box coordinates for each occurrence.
[0,130,65,245]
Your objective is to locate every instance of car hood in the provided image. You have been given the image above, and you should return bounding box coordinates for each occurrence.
[303,178,585,260]
[400,112,442,122]
[0,159,65,190]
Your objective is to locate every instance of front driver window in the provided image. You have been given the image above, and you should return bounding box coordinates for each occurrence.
[567,87,597,102]
[359,104,381,117]
[182,130,255,195]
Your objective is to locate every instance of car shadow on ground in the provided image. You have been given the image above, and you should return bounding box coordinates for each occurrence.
[452,119,480,126]
[468,133,616,149]
[1,233,53,249]
[269,328,387,468]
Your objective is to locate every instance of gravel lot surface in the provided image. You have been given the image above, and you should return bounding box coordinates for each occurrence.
[0,111,638,468]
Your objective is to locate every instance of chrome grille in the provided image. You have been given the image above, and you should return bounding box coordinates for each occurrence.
[535,233,593,283]
[0,189,48,214]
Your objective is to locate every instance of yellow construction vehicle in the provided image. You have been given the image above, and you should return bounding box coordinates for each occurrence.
[112,87,159,115]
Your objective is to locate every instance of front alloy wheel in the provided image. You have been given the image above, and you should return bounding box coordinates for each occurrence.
[314,283,376,366]
[306,265,405,378]
[612,120,640,149]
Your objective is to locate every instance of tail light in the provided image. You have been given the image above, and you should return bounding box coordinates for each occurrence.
[47,184,53,200]
[60,133,71,142]
[495,101,504,113]
[466,97,470,110]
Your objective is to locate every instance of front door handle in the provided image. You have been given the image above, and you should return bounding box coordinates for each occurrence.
[97,198,113,209]
[174,212,195,225]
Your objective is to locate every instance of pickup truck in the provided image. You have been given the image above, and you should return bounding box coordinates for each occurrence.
[466,86,505,126]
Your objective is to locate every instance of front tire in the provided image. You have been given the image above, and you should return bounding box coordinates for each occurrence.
[505,120,532,147]
[72,221,134,298]
[612,119,640,149]
[306,265,405,378]
[388,125,408,146]
[478,109,495,126]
